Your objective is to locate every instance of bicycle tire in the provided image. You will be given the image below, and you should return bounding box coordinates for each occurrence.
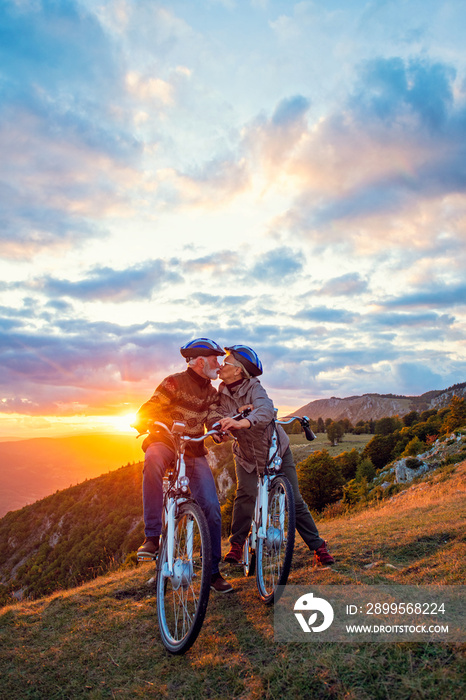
[243,533,256,577]
[156,501,212,654]
[256,475,295,605]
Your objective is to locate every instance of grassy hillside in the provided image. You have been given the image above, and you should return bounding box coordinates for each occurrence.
[1,461,465,699]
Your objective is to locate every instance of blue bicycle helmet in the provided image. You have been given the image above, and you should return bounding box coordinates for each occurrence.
[180,338,225,360]
[224,344,263,376]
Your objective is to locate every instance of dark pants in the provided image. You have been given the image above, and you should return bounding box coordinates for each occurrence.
[230,447,324,552]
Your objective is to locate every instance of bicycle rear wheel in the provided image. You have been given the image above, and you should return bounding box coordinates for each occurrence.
[243,531,256,577]
[156,501,212,654]
[256,475,295,605]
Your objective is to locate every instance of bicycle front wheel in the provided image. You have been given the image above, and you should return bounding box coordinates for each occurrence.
[256,475,295,605]
[156,501,212,654]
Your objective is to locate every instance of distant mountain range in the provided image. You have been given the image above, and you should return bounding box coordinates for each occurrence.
[0,434,143,518]
[288,383,466,424]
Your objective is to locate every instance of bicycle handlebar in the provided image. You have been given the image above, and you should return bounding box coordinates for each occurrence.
[147,420,225,444]
[276,415,316,442]
[136,408,315,445]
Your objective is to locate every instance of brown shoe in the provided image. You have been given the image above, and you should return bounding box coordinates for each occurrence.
[314,541,335,566]
[210,573,233,593]
[137,537,159,561]
[224,542,243,564]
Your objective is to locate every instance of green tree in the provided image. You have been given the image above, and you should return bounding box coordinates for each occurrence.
[402,410,419,427]
[362,433,399,470]
[355,457,376,482]
[441,396,466,434]
[374,416,402,435]
[327,421,345,445]
[340,418,354,433]
[316,417,325,433]
[334,448,360,480]
[297,450,344,512]
[402,436,425,457]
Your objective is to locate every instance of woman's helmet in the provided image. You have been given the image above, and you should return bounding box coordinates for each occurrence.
[180,338,225,360]
[224,344,263,376]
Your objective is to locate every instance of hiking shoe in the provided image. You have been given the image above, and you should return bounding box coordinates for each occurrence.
[224,542,243,564]
[137,537,159,561]
[314,541,335,566]
[210,573,233,593]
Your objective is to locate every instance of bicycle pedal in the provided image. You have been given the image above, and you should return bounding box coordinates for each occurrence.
[137,552,158,562]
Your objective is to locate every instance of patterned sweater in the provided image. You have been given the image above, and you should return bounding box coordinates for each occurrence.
[134,367,223,457]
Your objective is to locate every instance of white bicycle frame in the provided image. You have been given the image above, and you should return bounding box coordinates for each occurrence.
[150,421,217,586]
[247,411,314,562]
[249,418,285,551]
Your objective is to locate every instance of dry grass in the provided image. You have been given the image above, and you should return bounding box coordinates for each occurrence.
[1,463,465,699]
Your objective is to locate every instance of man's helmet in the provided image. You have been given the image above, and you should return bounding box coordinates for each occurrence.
[180,338,225,360]
[224,344,263,376]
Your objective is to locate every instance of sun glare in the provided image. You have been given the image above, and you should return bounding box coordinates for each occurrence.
[106,412,138,433]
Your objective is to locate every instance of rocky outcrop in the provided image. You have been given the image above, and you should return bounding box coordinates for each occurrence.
[394,458,431,483]
[376,432,466,487]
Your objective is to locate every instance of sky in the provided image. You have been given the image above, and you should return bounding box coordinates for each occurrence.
[1,0,466,439]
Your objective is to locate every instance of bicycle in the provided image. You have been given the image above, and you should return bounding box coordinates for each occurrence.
[139,420,223,654]
[241,412,316,605]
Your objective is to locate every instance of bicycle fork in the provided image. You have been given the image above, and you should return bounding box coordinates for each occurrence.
[257,474,270,542]
[162,453,194,588]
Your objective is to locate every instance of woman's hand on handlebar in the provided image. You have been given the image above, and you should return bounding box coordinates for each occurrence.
[217,416,251,431]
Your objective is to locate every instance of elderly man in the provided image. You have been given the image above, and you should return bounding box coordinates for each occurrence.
[216,344,335,568]
[132,338,232,593]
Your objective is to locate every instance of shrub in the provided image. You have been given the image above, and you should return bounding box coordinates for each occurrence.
[441,396,466,434]
[355,457,376,482]
[402,436,425,457]
[297,450,344,512]
[362,433,399,470]
[334,448,360,481]
[220,487,236,538]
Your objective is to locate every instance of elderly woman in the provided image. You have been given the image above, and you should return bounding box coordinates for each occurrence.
[217,344,334,567]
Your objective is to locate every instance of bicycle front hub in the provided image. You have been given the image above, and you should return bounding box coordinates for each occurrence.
[265,526,283,552]
[169,559,193,590]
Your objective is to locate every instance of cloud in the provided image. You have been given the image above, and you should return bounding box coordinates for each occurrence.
[125,71,174,105]
[0,1,147,257]
[392,362,447,395]
[295,307,358,324]
[191,293,253,306]
[241,94,311,169]
[271,95,310,128]
[317,273,369,296]
[382,281,466,308]
[350,57,455,130]
[250,246,303,281]
[159,155,250,208]
[0,0,116,92]
[368,310,456,328]
[37,260,183,302]
[254,57,466,259]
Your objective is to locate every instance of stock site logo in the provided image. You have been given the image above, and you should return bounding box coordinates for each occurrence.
[294,592,334,633]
